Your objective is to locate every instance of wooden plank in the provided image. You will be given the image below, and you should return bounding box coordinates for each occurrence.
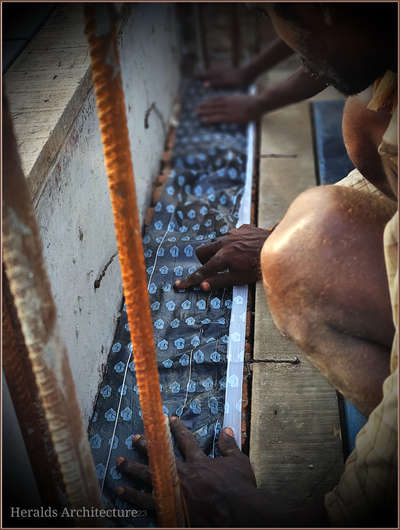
[250,362,343,505]
[250,100,344,507]
[255,101,317,362]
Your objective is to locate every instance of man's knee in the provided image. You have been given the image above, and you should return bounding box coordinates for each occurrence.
[260,187,330,344]
[260,184,392,348]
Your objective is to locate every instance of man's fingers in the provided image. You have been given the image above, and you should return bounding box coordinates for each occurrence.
[169,417,207,462]
[174,252,228,290]
[197,102,225,114]
[117,458,152,484]
[132,434,147,455]
[199,272,242,291]
[197,97,227,111]
[174,270,203,290]
[202,113,231,124]
[195,239,223,264]
[218,428,242,458]
[197,105,227,118]
[117,486,155,511]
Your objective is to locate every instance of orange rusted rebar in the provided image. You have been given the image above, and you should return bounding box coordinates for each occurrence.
[84,6,185,527]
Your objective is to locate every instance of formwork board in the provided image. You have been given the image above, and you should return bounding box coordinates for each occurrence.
[250,101,344,509]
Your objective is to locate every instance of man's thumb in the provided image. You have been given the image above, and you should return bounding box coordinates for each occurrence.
[218,428,241,457]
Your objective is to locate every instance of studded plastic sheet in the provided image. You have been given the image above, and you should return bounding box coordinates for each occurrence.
[88,80,252,526]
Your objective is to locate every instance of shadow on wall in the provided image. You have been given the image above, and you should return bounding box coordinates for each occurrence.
[2,3,56,72]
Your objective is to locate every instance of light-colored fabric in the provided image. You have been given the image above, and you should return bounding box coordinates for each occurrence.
[325,73,398,526]
[336,167,388,196]
[367,70,397,112]
[335,168,397,218]
[325,212,398,526]
[379,107,398,193]
[384,213,398,375]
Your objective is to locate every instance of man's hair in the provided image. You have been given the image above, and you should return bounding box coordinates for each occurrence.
[271,2,396,30]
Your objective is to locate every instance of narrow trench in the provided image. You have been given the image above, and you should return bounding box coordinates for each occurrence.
[148,98,260,457]
[128,92,256,456]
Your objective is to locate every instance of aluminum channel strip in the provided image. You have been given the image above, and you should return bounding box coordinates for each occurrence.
[223,89,255,448]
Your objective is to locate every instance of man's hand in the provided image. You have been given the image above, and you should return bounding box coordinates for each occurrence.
[196,67,250,89]
[196,94,263,124]
[174,224,274,292]
[116,418,260,527]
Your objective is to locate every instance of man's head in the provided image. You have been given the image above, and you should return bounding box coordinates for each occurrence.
[266,3,397,95]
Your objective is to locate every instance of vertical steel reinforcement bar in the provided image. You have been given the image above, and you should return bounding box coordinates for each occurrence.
[84,5,185,527]
[2,97,103,521]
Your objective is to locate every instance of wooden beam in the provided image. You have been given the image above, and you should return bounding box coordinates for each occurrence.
[250,101,344,512]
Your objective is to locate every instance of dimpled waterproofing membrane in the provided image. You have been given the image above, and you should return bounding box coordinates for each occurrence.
[88,80,252,526]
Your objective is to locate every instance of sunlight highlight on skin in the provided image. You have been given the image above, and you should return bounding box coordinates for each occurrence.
[266,216,310,254]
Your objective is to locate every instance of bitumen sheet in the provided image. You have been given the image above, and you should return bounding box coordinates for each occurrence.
[88,80,250,526]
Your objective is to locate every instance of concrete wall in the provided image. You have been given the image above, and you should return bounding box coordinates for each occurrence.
[34,4,180,426]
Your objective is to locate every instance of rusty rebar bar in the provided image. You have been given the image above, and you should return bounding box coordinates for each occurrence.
[84,5,185,527]
[2,96,103,523]
[3,270,63,508]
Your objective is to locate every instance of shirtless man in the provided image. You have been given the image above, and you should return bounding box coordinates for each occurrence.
[116,4,398,526]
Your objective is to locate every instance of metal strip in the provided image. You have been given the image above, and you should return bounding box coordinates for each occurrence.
[223,89,255,448]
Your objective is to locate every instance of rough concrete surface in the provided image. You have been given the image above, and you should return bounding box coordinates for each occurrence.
[10,4,181,426]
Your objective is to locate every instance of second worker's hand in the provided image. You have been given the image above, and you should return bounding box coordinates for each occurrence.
[196,94,264,124]
[115,412,330,527]
[116,418,263,527]
[174,224,274,292]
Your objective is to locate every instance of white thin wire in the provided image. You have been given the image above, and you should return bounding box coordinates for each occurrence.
[101,350,131,495]
[211,419,219,458]
[101,212,174,493]
[178,348,194,418]
[147,212,174,290]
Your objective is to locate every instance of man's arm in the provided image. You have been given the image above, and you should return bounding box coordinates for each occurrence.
[196,66,329,124]
[236,38,294,85]
[256,65,329,113]
[197,38,294,88]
